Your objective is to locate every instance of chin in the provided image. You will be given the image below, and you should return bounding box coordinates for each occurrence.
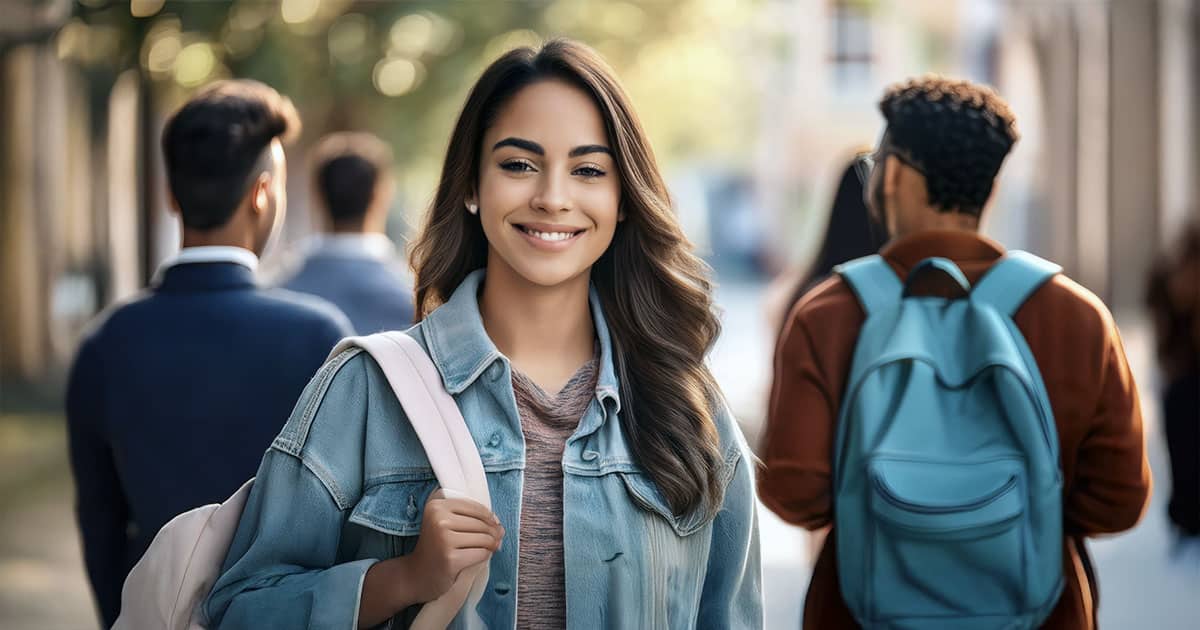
[519,270,585,289]
[502,261,590,290]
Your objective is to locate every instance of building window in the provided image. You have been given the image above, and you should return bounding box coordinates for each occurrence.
[829,0,873,90]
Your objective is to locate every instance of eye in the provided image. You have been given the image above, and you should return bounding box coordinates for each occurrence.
[574,165,607,178]
[500,159,536,173]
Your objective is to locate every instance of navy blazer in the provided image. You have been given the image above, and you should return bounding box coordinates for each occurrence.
[279,252,414,334]
[65,262,353,627]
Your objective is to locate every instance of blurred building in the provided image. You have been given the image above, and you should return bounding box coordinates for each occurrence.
[755,0,972,273]
[992,0,1200,310]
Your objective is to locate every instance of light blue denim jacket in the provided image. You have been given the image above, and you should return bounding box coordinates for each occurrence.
[203,269,762,629]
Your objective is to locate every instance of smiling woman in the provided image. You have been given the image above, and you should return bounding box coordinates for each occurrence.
[203,38,762,630]
[473,80,621,289]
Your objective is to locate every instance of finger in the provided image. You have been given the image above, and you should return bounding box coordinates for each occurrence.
[445,531,502,551]
[441,498,500,525]
[440,514,505,537]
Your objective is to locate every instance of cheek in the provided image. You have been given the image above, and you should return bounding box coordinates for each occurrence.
[584,184,622,228]
[479,170,528,208]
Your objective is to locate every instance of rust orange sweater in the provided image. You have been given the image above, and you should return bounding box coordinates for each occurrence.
[760,230,1152,630]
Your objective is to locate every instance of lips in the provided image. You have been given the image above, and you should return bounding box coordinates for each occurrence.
[513,223,586,241]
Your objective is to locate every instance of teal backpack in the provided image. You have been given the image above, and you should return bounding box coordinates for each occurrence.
[832,252,1066,630]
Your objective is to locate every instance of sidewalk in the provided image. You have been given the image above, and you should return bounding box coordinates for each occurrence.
[0,415,95,629]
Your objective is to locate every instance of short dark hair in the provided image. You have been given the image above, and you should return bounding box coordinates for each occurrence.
[161,80,300,230]
[879,75,1019,217]
[310,132,393,226]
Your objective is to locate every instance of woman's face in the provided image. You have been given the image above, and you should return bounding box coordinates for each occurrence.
[474,79,622,291]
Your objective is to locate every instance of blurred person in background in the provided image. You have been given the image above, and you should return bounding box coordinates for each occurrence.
[759,76,1150,629]
[763,152,887,340]
[204,39,761,629]
[277,131,415,333]
[1147,220,1200,538]
[760,153,886,565]
[66,80,352,627]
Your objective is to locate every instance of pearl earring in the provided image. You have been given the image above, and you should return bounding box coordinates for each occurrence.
[466,202,478,214]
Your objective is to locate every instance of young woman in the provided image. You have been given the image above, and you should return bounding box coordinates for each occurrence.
[204,39,761,629]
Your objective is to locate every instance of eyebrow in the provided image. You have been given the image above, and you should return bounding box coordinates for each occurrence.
[569,144,612,158]
[492,137,612,158]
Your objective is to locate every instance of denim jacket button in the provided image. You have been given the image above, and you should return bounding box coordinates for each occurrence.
[488,432,501,447]
[582,450,600,462]
[493,582,512,596]
[406,495,419,519]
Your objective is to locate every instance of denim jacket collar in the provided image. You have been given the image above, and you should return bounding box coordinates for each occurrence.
[421,269,622,416]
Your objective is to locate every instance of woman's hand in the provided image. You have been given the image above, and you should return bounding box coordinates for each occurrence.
[408,489,504,601]
[357,490,503,628]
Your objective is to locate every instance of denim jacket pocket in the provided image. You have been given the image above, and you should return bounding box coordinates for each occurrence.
[619,471,717,537]
[349,476,439,536]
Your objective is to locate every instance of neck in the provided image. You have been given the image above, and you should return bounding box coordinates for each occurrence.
[326,201,387,235]
[479,264,594,389]
[891,208,980,240]
[329,226,368,235]
[180,226,257,253]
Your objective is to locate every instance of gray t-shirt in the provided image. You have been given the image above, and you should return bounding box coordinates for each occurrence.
[511,353,600,630]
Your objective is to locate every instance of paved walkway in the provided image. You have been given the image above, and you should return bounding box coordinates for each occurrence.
[0,278,1196,628]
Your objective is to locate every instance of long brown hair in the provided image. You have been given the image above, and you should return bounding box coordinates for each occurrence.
[409,39,725,518]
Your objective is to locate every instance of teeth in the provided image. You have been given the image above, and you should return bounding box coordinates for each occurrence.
[523,227,576,242]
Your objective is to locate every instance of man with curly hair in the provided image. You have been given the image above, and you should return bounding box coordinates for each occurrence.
[760,76,1150,629]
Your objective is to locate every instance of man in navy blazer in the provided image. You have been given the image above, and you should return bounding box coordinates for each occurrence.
[65,80,352,627]
[277,132,414,333]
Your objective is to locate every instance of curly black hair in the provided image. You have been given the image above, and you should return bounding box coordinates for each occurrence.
[879,75,1019,217]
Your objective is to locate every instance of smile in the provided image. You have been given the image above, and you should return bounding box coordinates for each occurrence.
[513,223,586,249]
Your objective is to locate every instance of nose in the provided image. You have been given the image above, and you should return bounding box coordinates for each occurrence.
[530,170,571,213]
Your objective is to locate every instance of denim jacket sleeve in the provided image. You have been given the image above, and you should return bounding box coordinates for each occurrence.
[698,402,765,629]
[204,350,378,629]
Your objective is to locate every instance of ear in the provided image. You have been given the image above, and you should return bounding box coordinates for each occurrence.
[617,203,626,222]
[166,183,182,216]
[464,190,479,215]
[378,177,397,205]
[250,172,271,216]
[882,154,903,200]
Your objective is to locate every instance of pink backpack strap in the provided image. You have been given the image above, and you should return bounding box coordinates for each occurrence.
[330,332,490,630]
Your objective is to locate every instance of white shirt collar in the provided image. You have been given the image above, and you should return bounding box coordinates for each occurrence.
[306,233,396,261]
[152,246,259,284]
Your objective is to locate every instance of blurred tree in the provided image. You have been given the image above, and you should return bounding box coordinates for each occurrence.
[64,0,765,226]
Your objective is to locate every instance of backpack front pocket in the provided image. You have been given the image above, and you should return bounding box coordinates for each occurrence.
[865,458,1028,621]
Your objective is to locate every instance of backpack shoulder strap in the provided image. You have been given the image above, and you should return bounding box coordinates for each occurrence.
[333,332,490,630]
[834,255,903,317]
[970,250,1062,317]
[334,332,490,508]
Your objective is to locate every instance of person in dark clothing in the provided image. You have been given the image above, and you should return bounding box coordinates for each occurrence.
[277,131,414,333]
[1147,220,1200,536]
[779,156,887,335]
[65,79,352,628]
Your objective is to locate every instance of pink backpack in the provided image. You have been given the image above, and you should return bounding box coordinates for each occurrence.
[113,331,491,630]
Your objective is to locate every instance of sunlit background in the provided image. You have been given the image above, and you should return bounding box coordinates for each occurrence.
[2,0,1198,628]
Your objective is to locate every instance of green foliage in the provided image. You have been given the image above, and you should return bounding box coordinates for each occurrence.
[70,0,764,218]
